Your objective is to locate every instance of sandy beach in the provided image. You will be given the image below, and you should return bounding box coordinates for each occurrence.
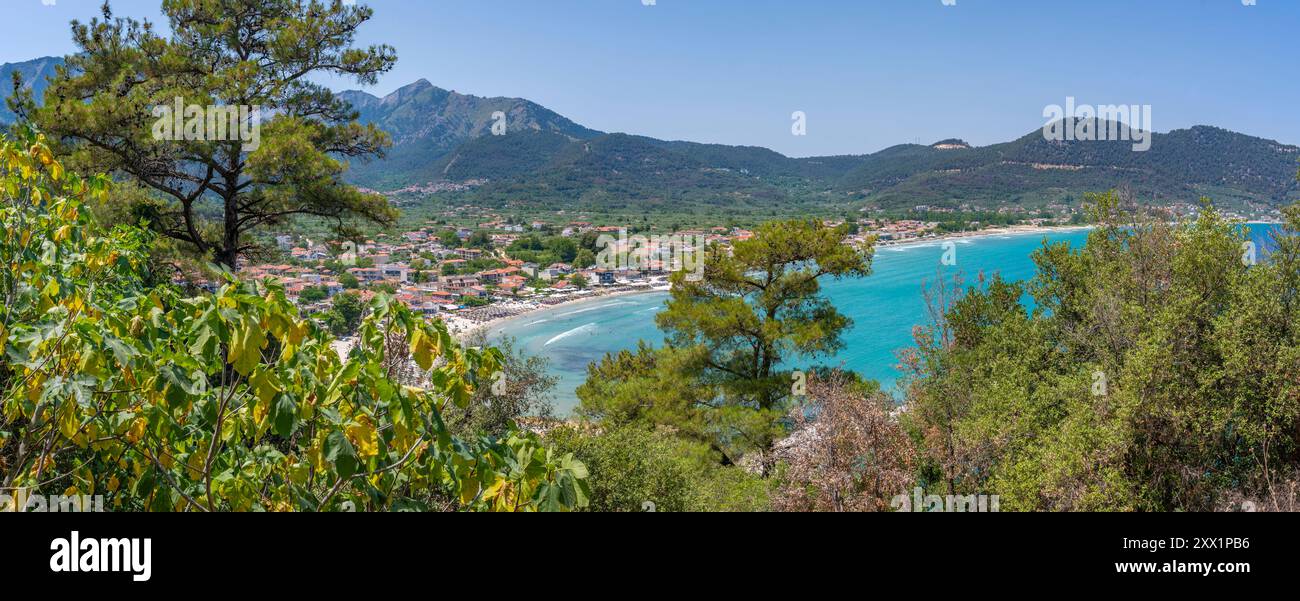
[873,224,1093,248]
[444,285,665,342]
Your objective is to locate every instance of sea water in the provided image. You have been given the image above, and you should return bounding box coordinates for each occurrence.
[492,225,1284,415]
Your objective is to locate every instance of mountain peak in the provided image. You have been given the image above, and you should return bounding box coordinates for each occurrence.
[380,78,444,106]
[401,78,435,93]
[339,79,603,188]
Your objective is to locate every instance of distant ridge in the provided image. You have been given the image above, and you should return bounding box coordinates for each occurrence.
[0,56,63,124]
[341,78,1300,213]
[2,55,1296,214]
[335,79,1298,213]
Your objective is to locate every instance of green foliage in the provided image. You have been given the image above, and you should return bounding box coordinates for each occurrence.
[298,285,328,304]
[20,0,399,267]
[325,291,365,337]
[439,257,504,276]
[903,190,1300,511]
[465,230,493,249]
[651,219,874,463]
[443,334,556,439]
[573,248,596,269]
[575,220,874,488]
[506,234,578,266]
[547,424,769,512]
[578,343,722,453]
[0,132,587,511]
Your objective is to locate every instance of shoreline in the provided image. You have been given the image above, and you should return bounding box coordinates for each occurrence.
[446,224,1096,341]
[445,286,667,342]
[874,224,1094,249]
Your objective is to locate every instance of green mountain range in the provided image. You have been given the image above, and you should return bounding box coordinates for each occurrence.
[5,56,1298,214]
[837,126,1300,211]
[340,79,1299,213]
[337,79,602,190]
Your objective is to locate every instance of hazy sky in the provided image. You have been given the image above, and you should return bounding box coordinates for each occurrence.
[5,0,1298,157]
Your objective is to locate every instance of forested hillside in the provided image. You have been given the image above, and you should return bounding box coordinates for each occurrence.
[0,56,62,125]
[337,79,601,190]
[344,82,1300,213]
[5,54,1296,214]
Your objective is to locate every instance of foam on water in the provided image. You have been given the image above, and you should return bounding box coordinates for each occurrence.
[543,323,598,346]
[557,301,636,317]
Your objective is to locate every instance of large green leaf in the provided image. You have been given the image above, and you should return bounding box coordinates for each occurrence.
[270,395,297,438]
[324,430,359,480]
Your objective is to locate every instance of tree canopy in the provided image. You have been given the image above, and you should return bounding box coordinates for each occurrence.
[579,220,874,471]
[15,0,397,268]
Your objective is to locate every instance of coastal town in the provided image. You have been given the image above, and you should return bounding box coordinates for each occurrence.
[219,209,1095,339]
[225,194,1278,341]
[238,218,748,337]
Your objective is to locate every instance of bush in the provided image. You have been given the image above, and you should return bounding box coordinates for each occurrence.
[548,424,769,512]
[901,191,1300,511]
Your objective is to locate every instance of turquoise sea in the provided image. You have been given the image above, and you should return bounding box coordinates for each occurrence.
[492,225,1284,415]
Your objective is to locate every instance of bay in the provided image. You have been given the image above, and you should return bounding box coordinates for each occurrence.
[491,224,1284,415]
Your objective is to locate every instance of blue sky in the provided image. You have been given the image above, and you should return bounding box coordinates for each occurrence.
[5,0,1298,157]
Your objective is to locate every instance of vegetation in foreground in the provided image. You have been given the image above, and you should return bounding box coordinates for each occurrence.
[567,189,1300,512]
[6,130,1298,512]
[4,0,1298,513]
[899,191,1300,511]
[0,132,589,512]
